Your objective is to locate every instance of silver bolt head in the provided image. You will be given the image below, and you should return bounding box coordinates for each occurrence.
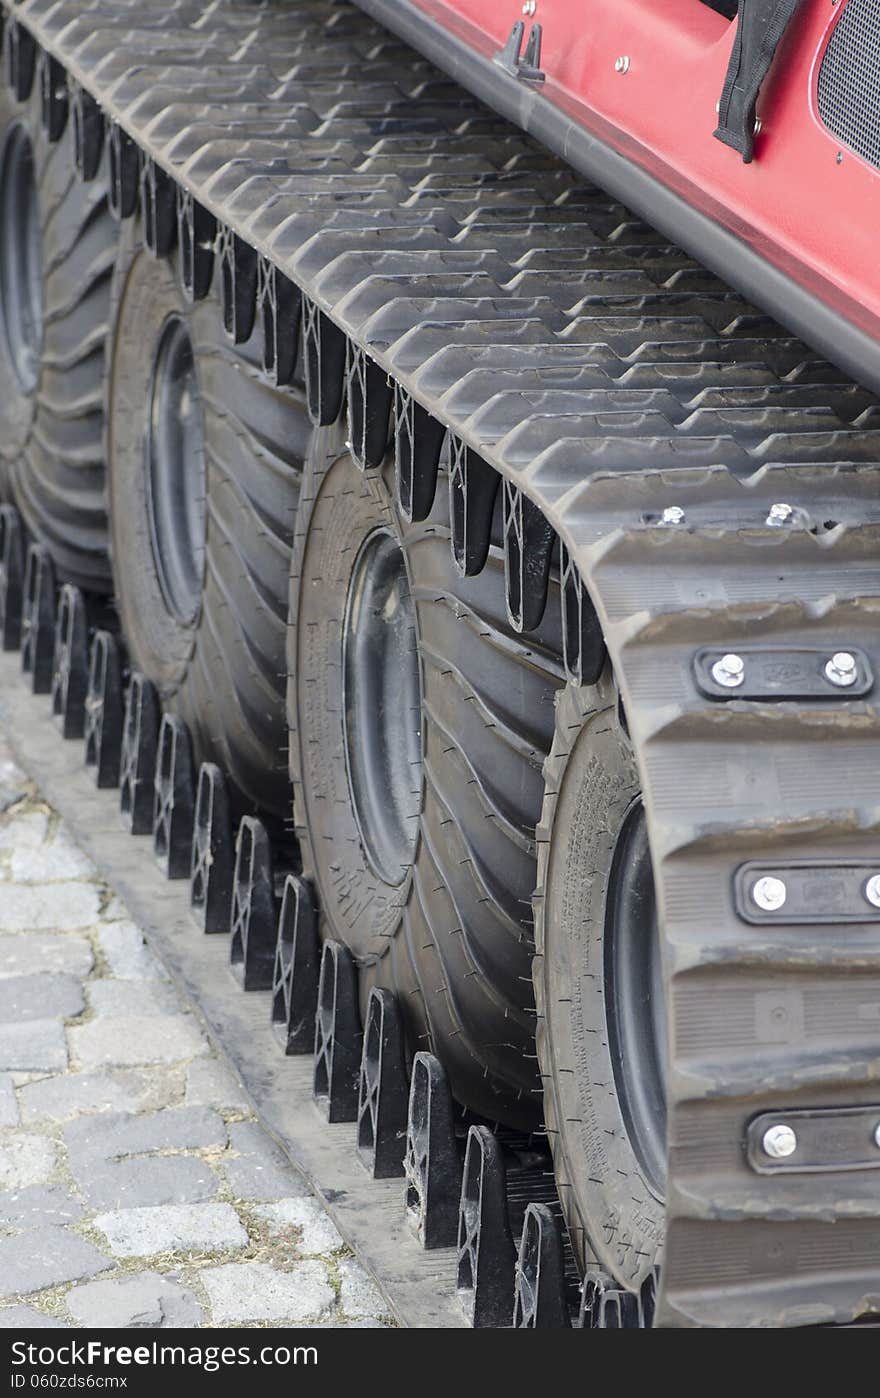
[864,874,880,909]
[661,505,686,525]
[522,0,536,13]
[766,502,793,526]
[825,651,858,688]
[711,652,745,688]
[762,1123,797,1159]
[874,1121,880,1149]
[752,875,787,913]
[614,55,630,73]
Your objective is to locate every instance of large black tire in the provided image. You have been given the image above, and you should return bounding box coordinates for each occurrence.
[533,668,666,1292]
[106,216,310,821]
[0,73,114,589]
[289,423,562,1128]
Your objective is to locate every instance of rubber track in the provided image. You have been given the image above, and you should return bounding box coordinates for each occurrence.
[9,0,880,1326]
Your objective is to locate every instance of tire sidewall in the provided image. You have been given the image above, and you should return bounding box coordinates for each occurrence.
[289,423,421,965]
[289,422,552,1125]
[106,221,204,695]
[0,82,45,470]
[0,72,114,589]
[536,673,664,1288]
[107,215,311,820]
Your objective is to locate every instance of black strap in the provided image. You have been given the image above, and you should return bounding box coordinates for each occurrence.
[714,0,803,161]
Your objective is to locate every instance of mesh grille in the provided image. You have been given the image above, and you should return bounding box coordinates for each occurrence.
[818,0,880,170]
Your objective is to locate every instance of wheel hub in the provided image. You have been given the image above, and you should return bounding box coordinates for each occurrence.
[604,799,668,1199]
[145,315,206,625]
[0,125,43,394]
[342,527,422,886]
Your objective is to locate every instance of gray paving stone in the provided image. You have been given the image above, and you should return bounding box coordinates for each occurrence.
[220,1154,305,1203]
[70,1016,208,1069]
[65,1107,225,1163]
[313,1318,390,1330]
[72,1156,219,1211]
[0,753,382,1331]
[97,924,166,980]
[66,1273,204,1329]
[0,1020,68,1071]
[0,1184,83,1229]
[0,1136,57,1190]
[11,833,96,883]
[337,1259,388,1320]
[94,1202,248,1258]
[19,1070,177,1124]
[0,755,27,786]
[201,1260,335,1324]
[221,1121,308,1202]
[0,1227,110,1299]
[87,980,180,1019]
[0,1306,67,1328]
[226,1121,280,1157]
[0,884,101,931]
[0,1074,17,1126]
[253,1197,343,1255]
[0,975,84,1023]
[63,1108,225,1208]
[0,934,93,979]
[0,812,49,851]
[184,1059,248,1112]
[0,786,26,815]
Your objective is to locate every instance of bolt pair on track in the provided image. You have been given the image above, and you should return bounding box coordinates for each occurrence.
[2,0,880,1328]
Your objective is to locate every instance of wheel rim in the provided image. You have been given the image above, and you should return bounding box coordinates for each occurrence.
[604,799,668,1199]
[0,125,43,394]
[145,315,206,625]
[342,527,422,886]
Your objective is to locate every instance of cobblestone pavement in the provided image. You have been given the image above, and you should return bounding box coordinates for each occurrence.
[0,738,391,1329]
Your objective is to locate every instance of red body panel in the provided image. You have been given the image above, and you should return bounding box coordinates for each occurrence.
[408,0,880,345]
